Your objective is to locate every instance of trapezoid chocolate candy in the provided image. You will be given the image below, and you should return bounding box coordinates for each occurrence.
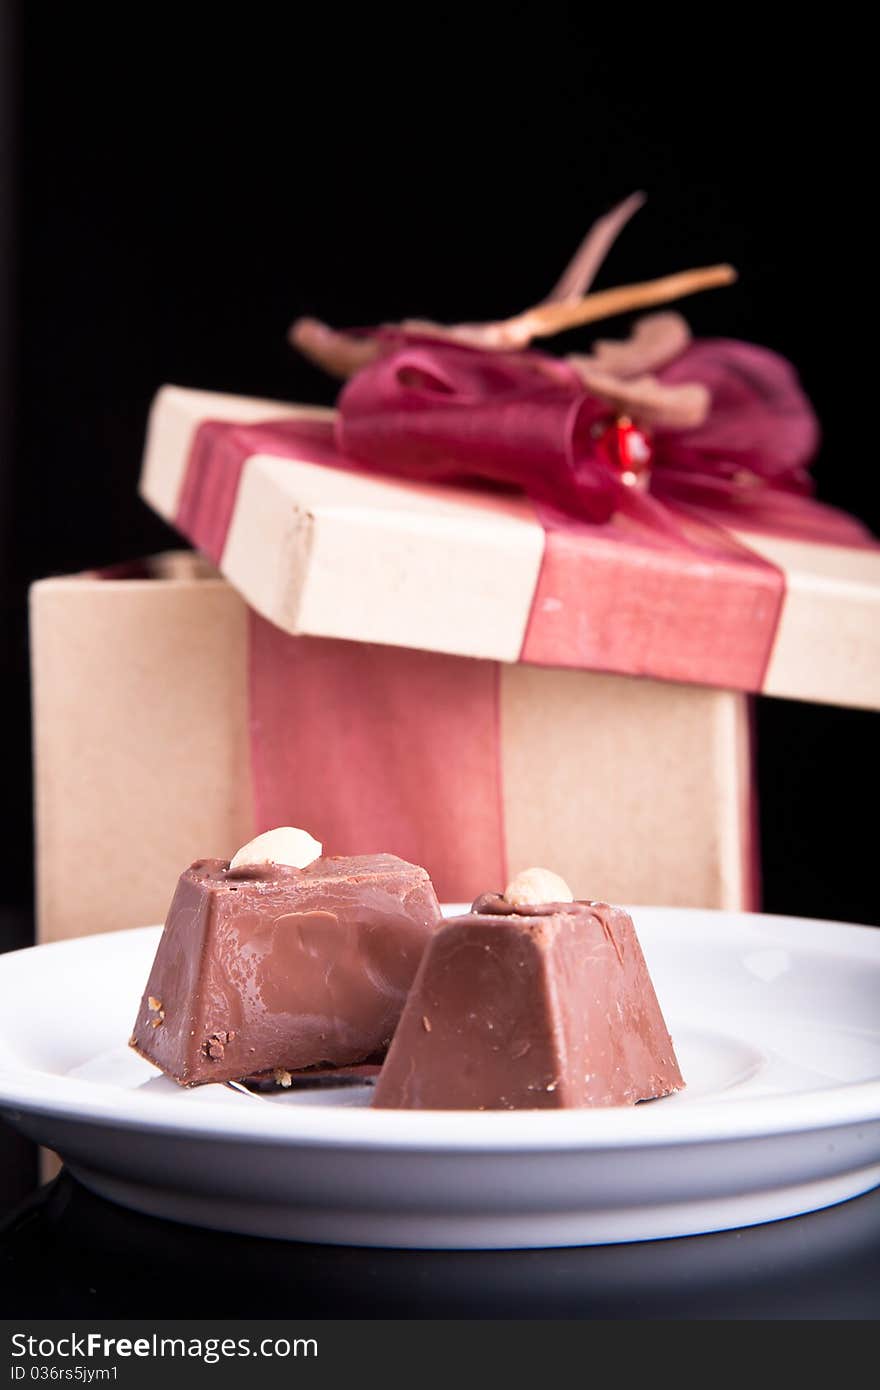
[372,869,684,1109]
[130,828,442,1086]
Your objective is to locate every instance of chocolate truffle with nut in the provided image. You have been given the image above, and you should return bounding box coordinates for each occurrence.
[130,827,442,1086]
[372,867,684,1110]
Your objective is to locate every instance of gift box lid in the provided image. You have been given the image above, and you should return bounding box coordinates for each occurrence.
[140,384,880,711]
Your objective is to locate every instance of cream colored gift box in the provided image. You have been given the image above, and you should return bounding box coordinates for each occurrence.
[31,379,880,942]
[31,553,753,943]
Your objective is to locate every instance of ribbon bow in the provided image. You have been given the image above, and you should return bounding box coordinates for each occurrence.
[291,194,870,547]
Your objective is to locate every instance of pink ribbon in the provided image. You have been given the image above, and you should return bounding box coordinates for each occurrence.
[337,339,622,523]
[337,334,872,546]
[248,626,507,903]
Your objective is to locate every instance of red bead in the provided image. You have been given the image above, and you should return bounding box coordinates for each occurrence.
[594,415,652,488]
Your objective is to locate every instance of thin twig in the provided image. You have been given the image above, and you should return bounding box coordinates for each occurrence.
[516,264,737,340]
[544,191,647,303]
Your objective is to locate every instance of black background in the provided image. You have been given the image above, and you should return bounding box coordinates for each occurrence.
[5,7,878,929]
[0,10,877,1216]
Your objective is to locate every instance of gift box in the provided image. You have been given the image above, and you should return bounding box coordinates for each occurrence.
[30,342,880,945]
[31,552,755,944]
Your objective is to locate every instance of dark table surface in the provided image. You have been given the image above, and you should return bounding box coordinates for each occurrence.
[1,1166,879,1319]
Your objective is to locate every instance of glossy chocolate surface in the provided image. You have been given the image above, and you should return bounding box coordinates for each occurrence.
[372,896,684,1109]
[130,854,442,1085]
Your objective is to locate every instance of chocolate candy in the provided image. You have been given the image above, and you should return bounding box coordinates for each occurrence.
[372,893,684,1109]
[130,853,442,1085]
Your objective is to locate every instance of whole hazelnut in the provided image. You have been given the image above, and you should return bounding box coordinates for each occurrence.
[504,867,574,907]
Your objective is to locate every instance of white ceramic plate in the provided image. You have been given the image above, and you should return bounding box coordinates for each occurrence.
[1,906,879,1249]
